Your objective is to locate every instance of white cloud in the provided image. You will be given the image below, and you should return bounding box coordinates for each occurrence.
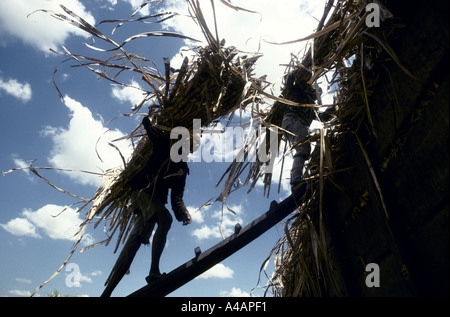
[191,225,219,240]
[122,0,150,15]
[89,270,103,277]
[111,80,148,108]
[0,217,40,238]
[198,263,234,279]
[10,154,35,182]
[0,77,32,103]
[0,0,95,53]
[187,205,205,224]
[189,123,292,194]
[77,272,93,284]
[220,287,251,297]
[191,204,243,240]
[44,95,133,187]
[8,289,32,297]
[1,204,94,245]
[63,267,102,288]
[22,205,80,241]
[161,0,327,92]
[101,0,150,14]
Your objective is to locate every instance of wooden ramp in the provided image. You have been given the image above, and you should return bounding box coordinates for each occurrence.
[127,186,304,297]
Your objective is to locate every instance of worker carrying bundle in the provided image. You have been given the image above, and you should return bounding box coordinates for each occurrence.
[101,115,198,297]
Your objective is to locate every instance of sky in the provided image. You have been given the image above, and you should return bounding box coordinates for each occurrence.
[0,0,328,297]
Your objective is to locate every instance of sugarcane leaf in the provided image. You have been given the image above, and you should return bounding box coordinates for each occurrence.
[115,31,201,50]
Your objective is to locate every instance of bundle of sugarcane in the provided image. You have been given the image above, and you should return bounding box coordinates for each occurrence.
[87,41,260,253]
[160,47,259,128]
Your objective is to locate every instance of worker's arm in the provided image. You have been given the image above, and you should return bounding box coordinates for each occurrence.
[169,165,191,225]
[142,116,169,149]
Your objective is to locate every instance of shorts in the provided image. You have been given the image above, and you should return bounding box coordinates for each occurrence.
[129,190,168,245]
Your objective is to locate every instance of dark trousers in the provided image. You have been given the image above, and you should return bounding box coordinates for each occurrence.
[282,109,311,189]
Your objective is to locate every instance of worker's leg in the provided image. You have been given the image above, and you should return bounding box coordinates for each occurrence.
[148,207,173,280]
[282,111,311,192]
[101,213,152,297]
[291,141,310,189]
[170,168,192,225]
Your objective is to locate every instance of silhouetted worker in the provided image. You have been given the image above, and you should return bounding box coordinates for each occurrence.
[101,115,194,297]
[282,75,316,193]
[281,74,332,193]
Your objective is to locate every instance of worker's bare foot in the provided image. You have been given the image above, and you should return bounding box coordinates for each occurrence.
[145,272,166,284]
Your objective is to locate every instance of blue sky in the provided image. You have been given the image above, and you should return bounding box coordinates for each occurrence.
[0,0,327,297]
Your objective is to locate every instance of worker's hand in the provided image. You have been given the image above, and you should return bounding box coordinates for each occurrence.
[174,208,192,225]
[182,217,192,226]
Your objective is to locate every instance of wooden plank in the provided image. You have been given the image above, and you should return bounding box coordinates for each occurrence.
[127,186,305,297]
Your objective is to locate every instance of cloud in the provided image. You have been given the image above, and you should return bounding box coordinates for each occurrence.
[0,217,40,238]
[43,95,133,187]
[74,271,94,285]
[161,0,327,91]
[198,263,234,279]
[10,154,36,182]
[189,122,241,163]
[0,0,95,53]
[195,126,293,196]
[89,270,103,277]
[187,205,205,224]
[11,154,30,172]
[191,225,219,241]
[188,123,292,194]
[219,287,251,297]
[100,0,150,14]
[189,121,277,164]
[64,265,102,288]
[191,204,243,240]
[107,0,118,6]
[196,128,292,193]
[123,0,150,15]
[8,289,32,297]
[0,77,32,103]
[0,204,94,245]
[111,80,148,108]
